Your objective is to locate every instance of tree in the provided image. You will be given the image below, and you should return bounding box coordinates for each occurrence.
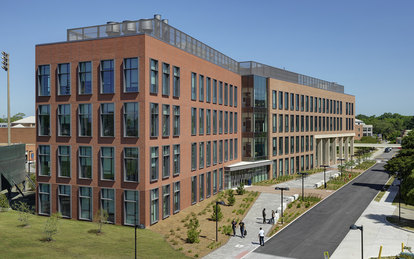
[0,113,26,123]
[16,202,32,226]
[227,190,235,206]
[44,213,61,241]
[236,182,246,195]
[186,217,201,243]
[93,209,109,234]
[402,131,414,149]
[211,203,223,221]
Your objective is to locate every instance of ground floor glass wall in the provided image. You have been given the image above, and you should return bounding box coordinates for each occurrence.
[224,165,269,189]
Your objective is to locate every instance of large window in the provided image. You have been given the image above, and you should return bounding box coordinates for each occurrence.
[224,140,228,162]
[191,72,197,100]
[199,174,205,201]
[58,146,71,177]
[199,75,204,101]
[273,137,277,156]
[150,188,159,224]
[199,108,204,135]
[219,140,223,163]
[150,59,158,94]
[213,170,217,194]
[219,111,223,134]
[224,83,228,105]
[213,110,217,134]
[78,104,92,137]
[79,61,92,94]
[58,104,71,136]
[206,141,211,167]
[191,143,197,171]
[162,63,170,96]
[234,86,238,107]
[173,66,180,97]
[150,147,159,181]
[206,109,211,135]
[213,79,217,104]
[79,146,92,179]
[150,103,159,137]
[206,77,211,103]
[219,82,223,104]
[162,105,170,137]
[58,185,71,218]
[229,85,233,106]
[38,183,50,215]
[100,60,114,94]
[124,190,139,226]
[191,108,197,135]
[284,92,289,110]
[234,112,238,133]
[224,111,228,134]
[199,142,204,169]
[100,103,114,137]
[79,186,92,220]
[124,102,139,137]
[162,146,170,179]
[173,106,180,136]
[38,145,50,176]
[124,147,139,182]
[213,141,217,165]
[191,176,197,204]
[234,138,238,159]
[206,172,211,197]
[101,188,115,223]
[58,63,71,95]
[162,185,170,219]
[38,65,50,96]
[124,58,138,92]
[219,168,223,191]
[278,91,283,110]
[173,182,180,213]
[173,145,180,176]
[100,147,114,180]
[38,104,50,136]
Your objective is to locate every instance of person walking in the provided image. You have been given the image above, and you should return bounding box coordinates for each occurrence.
[258,227,265,246]
[232,219,237,237]
[262,208,266,224]
[271,210,275,224]
[239,221,245,238]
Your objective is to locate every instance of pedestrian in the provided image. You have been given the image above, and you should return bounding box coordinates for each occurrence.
[232,219,237,237]
[239,221,245,238]
[271,210,275,224]
[258,227,265,246]
[262,208,266,224]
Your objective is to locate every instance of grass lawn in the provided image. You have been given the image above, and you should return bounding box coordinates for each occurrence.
[374,176,395,202]
[253,168,324,186]
[0,210,188,259]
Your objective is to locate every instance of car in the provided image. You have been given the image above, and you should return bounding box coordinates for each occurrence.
[384,147,392,153]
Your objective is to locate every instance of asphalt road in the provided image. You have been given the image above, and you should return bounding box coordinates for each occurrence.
[249,161,391,259]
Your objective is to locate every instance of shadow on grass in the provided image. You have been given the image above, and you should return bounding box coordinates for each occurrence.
[16,224,30,228]
[387,215,414,229]
[87,229,104,235]
[39,237,54,242]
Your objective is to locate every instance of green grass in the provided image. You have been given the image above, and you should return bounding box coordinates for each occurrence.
[254,168,324,186]
[319,171,360,190]
[0,210,188,259]
[374,176,395,202]
[354,160,376,170]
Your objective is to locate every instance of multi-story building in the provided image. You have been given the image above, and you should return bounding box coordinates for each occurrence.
[35,15,355,227]
[355,119,373,140]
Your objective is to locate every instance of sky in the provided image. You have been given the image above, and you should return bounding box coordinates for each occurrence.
[0,0,413,118]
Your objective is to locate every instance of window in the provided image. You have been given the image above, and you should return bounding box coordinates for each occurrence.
[224,111,228,134]
[79,61,92,94]
[150,188,159,224]
[100,60,114,94]
[219,81,223,105]
[279,137,283,155]
[229,85,233,106]
[310,97,314,112]
[162,105,170,137]
[285,114,289,132]
[79,186,92,220]
[301,95,305,111]
[290,93,294,110]
[219,111,223,134]
[199,108,204,135]
[57,104,71,137]
[219,140,223,163]
[213,141,217,165]
[150,103,159,137]
[79,146,92,179]
[224,140,228,162]
[285,158,289,175]
[124,102,139,137]
[230,139,233,160]
[273,137,277,156]
[206,77,211,103]
[285,137,289,154]
[38,65,50,96]
[234,86,238,107]
[100,103,114,137]
[234,138,238,159]
[285,92,289,110]
[199,174,205,201]
[272,114,277,133]
[279,159,283,176]
[213,79,217,104]
[296,94,299,111]
[124,58,138,92]
[296,136,300,153]
[296,115,300,132]
[38,183,50,215]
[206,109,211,135]
[290,115,294,132]
[291,136,295,154]
[306,116,309,132]
[213,170,217,194]
[278,91,283,109]
[306,96,309,112]
[191,143,197,171]
[213,110,217,134]
[191,72,197,100]
[101,147,114,180]
[78,104,92,137]
[173,145,180,176]
[124,147,139,182]
[38,145,50,176]
[199,75,204,101]
[224,83,228,105]
[162,185,170,219]
[58,63,70,95]
[301,136,305,152]
[38,104,50,136]
[234,112,238,133]
[306,136,309,151]
[199,142,204,169]
[101,188,115,223]
[272,91,277,109]
[279,114,283,132]
[58,185,71,218]
[173,66,180,97]
[173,106,180,136]
[124,190,139,225]
[162,146,170,179]
[173,182,180,213]
[58,146,71,177]
[162,63,170,96]
[229,112,233,133]
[207,172,211,197]
[150,147,159,181]
[150,59,158,94]
[219,168,223,191]
[206,141,211,167]
[301,116,304,132]
[191,176,197,204]
[191,108,197,135]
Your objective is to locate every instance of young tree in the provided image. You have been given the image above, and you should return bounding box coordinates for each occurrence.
[236,182,246,195]
[211,203,223,221]
[44,213,61,241]
[93,209,109,234]
[186,217,201,243]
[16,202,32,226]
[227,190,235,206]
[0,193,9,210]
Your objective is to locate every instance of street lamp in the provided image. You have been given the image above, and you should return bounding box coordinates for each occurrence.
[397,177,402,222]
[350,224,363,259]
[275,186,289,224]
[338,158,345,176]
[215,201,225,241]
[297,172,308,200]
[320,165,329,189]
[1,51,10,146]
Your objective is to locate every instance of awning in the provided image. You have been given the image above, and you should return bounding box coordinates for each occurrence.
[224,160,272,172]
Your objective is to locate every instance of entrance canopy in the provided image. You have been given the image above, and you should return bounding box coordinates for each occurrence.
[225,160,272,172]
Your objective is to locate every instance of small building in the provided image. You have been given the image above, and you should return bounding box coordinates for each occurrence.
[355,119,373,140]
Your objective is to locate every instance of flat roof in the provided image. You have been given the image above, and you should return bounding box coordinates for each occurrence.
[225,160,272,172]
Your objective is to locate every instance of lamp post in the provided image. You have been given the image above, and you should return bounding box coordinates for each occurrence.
[321,165,329,189]
[1,51,10,146]
[338,158,345,176]
[297,172,308,200]
[350,224,363,259]
[215,201,225,241]
[275,186,289,224]
[398,177,402,222]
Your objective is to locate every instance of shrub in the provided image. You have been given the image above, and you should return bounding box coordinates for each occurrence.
[296,203,301,208]
[221,225,233,235]
[16,201,32,226]
[0,193,9,209]
[236,182,246,195]
[211,204,223,221]
[186,218,200,243]
[227,190,236,206]
[44,213,61,241]
[93,209,109,234]
[288,203,293,209]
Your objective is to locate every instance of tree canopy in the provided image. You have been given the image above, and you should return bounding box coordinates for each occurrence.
[0,113,26,123]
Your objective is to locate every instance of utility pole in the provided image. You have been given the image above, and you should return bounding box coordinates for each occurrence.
[1,51,10,146]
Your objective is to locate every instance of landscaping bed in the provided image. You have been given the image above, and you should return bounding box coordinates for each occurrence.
[253,168,324,186]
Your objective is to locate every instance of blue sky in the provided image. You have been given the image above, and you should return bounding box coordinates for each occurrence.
[0,0,413,118]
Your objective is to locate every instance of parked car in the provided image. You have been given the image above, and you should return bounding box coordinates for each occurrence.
[384,147,392,153]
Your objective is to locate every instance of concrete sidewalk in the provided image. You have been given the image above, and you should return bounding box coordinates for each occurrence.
[331,175,414,259]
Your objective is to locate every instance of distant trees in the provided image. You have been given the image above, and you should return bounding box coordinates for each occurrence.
[0,112,26,123]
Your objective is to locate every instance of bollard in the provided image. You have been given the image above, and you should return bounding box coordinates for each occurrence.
[378,245,382,259]
[402,242,404,253]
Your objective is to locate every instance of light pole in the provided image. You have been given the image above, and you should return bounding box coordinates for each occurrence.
[321,165,329,189]
[350,224,363,259]
[1,51,10,146]
[275,186,289,224]
[215,201,225,241]
[297,172,308,200]
[338,158,345,176]
[398,177,402,222]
